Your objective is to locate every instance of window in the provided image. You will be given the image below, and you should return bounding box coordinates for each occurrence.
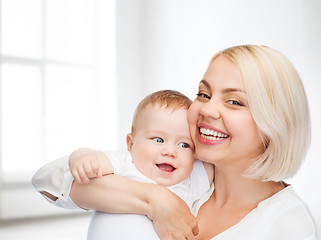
[0,0,117,184]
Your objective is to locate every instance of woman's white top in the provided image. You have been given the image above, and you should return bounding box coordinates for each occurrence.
[192,184,318,240]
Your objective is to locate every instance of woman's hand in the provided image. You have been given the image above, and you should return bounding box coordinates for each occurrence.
[146,185,199,240]
[70,174,199,239]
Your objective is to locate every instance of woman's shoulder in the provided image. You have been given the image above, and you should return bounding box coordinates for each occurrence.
[257,185,313,216]
[218,186,318,240]
[255,185,317,238]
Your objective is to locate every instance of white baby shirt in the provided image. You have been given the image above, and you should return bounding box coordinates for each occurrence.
[32,150,212,240]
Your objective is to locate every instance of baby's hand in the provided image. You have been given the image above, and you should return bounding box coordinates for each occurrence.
[69,148,112,184]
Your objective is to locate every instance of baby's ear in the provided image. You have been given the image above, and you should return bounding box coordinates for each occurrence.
[126,133,134,152]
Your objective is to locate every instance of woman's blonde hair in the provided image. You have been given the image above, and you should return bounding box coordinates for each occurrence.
[211,45,310,181]
[131,90,192,136]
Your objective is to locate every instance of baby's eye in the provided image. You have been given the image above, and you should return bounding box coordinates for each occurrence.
[196,92,210,100]
[152,137,164,143]
[178,142,189,148]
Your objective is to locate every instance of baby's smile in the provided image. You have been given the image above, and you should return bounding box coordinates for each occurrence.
[156,163,176,173]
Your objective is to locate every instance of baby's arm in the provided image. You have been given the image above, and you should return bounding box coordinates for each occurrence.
[70,174,199,239]
[32,148,114,207]
[69,148,114,184]
[32,150,199,238]
[32,155,77,207]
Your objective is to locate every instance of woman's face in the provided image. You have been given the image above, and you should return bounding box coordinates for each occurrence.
[187,55,264,168]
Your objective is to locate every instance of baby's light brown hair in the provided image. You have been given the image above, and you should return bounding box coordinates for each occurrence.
[131,90,192,136]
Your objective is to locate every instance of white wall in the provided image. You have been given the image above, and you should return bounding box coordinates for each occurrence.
[116,0,144,146]
[116,0,321,234]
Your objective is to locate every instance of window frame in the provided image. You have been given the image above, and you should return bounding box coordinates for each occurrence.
[0,0,117,220]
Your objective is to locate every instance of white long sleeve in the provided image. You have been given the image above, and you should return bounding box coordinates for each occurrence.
[32,156,80,209]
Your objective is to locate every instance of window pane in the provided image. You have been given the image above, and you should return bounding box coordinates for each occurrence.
[1,0,42,58]
[45,0,95,64]
[1,64,43,174]
[45,65,97,160]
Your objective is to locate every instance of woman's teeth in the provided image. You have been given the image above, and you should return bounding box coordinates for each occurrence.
[200,127,228,140]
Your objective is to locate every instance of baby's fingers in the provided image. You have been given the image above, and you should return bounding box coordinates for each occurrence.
[70,169,83,184]
[83,160,97,179]
[76,166,91,184]
[89,159,102,178]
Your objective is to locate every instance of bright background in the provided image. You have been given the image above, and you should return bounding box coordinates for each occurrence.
[0,0,320,239]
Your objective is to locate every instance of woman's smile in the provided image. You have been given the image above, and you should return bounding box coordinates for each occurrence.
[198,126,229,145]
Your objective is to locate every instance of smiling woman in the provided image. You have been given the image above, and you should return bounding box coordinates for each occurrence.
[221,46,310,182]
[45,45,316,240]
[188,54,265,172]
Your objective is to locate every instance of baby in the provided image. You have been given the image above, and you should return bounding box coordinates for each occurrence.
[32,90,214,239]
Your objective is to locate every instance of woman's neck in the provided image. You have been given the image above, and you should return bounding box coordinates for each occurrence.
[213,166,284,208]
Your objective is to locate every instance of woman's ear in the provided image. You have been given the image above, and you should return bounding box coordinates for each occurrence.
[126,133,134,152]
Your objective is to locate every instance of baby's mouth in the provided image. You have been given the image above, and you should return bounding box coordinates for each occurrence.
[157,163,176,172]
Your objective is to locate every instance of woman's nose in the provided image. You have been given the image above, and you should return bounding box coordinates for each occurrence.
[200,100,221,120]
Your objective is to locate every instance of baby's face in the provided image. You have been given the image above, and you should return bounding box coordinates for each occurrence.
[127,105,195,186]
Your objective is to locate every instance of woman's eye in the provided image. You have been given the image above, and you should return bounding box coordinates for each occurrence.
[152,137,164,143]
[227,100,243,106]
[196,92,210,100]
[178,142,189,148]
